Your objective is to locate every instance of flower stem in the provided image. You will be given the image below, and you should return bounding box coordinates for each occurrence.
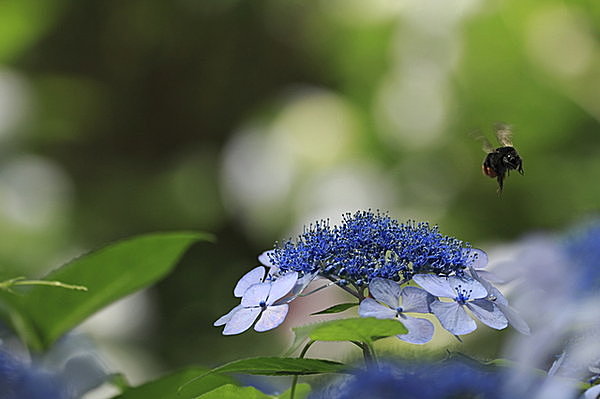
[290,340,315,399]
[0,277,88,293]
[351,341,378,369]
[325,276,360,299]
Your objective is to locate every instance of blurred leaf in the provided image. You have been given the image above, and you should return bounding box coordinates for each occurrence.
[293,317,407,345]
[111,366,234,399]
[278,383,311,399]
[188,357,346,382]
[11,231,210,350]
[310,303,357,315]
[194,384,271,399]
[0,1,64,62]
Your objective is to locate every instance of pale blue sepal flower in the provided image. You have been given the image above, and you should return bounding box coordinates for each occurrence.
[468,266,530,335]
[221,272,298,335]
[463,248,505,284]
[234,266,267,297]
[359,278,435,344]
[414,274,508,335]
[258,250,275,268]
[583,384,600,399]
[213,304,243,327]
[260,249,319,299]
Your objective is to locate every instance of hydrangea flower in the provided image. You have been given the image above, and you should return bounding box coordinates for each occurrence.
[268,210,472,287]
[467,263,530,335]
[309,359,506,399]
[0,350,67,399]
[215,211,510,337]
[562,219,600,295]
[359,278,435,344]
[413,274,508,335]
[214,272,298,335]
[0,346,107,399]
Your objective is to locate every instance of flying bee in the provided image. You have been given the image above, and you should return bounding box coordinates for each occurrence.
[477,123,524,193]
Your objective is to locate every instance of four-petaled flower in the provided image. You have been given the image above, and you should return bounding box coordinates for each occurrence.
[413,274,508,335]
[214,272,298,335]
[359,278,435,344]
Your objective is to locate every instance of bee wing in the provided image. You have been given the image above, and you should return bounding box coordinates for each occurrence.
[494,123,514,147]
[470,129,495,153]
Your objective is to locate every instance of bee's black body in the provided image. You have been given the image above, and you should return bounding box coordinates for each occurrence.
[482,146,524,192]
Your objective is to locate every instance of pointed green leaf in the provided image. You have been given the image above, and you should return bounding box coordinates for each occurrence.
[112,367,233,399]
[14,231,210,350]
[187,357,346,384]
[310,303,357,315]
[293,317,407,344]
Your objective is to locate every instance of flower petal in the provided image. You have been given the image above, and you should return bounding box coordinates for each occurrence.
[496,302,530,335]
[413,274,455,298]
[401,286,435,313]
[431,301,477,335]
[449,276,488,300]
[475,269,506,284]
[292,271,319,296]
[358,298,397,319]
[266,272,298,304]
[234,266,266,297]
[397,315,434,344]
[463,248,488,269]
[468,267,504,301]
[223,307,261,335]
[254,304,289,332]
[465,299,508,330]
[214,304,243,326]
[258,250,275,268]
[241,282,271,307]
[583,382,600,399]
[368,278,401,308]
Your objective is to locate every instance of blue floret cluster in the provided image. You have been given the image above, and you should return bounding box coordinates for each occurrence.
[269,210,470,286]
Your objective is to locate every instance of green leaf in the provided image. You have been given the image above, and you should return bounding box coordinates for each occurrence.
[194,384,271,399]
[310,303,357,315]
[112,367,234,399]
[278,383,311,399]
[13,231,210,350]
[185,357,346,387]
[293,317,407,344]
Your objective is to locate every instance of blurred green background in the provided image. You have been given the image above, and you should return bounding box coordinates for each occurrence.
[1,0,599,386]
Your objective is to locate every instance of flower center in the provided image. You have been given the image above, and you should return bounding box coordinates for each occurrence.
[395,306,404,315]
[454,284,472,305]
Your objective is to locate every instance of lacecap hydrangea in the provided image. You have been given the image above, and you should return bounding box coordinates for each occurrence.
[215,210,526,340]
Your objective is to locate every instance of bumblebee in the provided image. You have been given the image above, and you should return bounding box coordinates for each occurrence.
[479,124,524,193]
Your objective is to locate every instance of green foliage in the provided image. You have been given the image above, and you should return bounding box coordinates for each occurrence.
[310,302,357,315]
[203,357,345,376]
[112,367,234,399]
[291,318,407,350]
[194,384,271,399]
[0,232,208,351]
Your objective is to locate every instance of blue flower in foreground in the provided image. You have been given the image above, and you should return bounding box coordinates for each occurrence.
[359,278,435,344]
[563,219,600,294]
[310,360,505,399]
[269,210,471,287]
[214,272,298,335]
[413,274,508,335]
[0,350,67,399]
